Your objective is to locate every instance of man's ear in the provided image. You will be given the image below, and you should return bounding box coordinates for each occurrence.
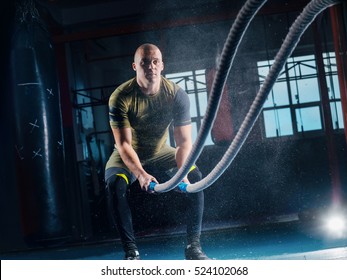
[132,62,136,71]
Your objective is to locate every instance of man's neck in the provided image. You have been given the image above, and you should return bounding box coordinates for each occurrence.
[137,78,161,96]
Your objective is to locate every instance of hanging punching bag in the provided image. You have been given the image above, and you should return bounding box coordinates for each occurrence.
[206,67,234,145]
[10,0,69,246]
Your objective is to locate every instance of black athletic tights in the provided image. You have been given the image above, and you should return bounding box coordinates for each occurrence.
[105,168,204,252]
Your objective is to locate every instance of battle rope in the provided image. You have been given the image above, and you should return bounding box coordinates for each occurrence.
[153,0,268,192]
[152,0,341,193]
[186,0,341,193]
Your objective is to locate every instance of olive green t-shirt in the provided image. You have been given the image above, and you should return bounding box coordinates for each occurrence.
[106,76,191,169]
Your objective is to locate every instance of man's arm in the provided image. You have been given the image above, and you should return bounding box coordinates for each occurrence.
[173,124,193,183]
[112,127,157,190]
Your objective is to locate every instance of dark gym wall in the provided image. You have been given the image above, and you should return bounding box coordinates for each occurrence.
[0,0,26,252]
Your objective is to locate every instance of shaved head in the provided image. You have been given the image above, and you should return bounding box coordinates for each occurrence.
[134,43,162,62]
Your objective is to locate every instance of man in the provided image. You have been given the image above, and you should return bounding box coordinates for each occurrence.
[105,43,209,260]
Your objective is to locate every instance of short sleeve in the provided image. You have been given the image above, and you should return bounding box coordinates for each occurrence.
[173,87,191,127]
[108,90,131,129]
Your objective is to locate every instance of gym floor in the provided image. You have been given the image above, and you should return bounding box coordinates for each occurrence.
[1,215,346,260]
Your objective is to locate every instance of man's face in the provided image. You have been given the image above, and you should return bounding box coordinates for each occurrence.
[132,46,164,84]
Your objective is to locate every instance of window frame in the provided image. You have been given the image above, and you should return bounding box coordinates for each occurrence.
[257,52,342,139]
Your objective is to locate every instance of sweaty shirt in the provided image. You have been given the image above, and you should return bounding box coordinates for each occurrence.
[107,76,191,167]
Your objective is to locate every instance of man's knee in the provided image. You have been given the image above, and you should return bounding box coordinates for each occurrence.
[187,167,204,201]
[105,173,129,198]
[187,166,202,184]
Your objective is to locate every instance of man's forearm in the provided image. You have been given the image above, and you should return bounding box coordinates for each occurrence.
[118,143,146,179]
[175,146,191,168]
[175,144,192,183]
[174,125,193,181]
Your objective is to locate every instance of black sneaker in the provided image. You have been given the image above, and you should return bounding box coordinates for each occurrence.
[124,249,141,260]
[185,243,210,260]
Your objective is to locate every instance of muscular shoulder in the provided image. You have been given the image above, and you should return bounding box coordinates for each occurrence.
[109,78,137,105]
[161,76,180,97]
[108,78,137,129]
[116,77,137,94]
[160,77,191,126]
